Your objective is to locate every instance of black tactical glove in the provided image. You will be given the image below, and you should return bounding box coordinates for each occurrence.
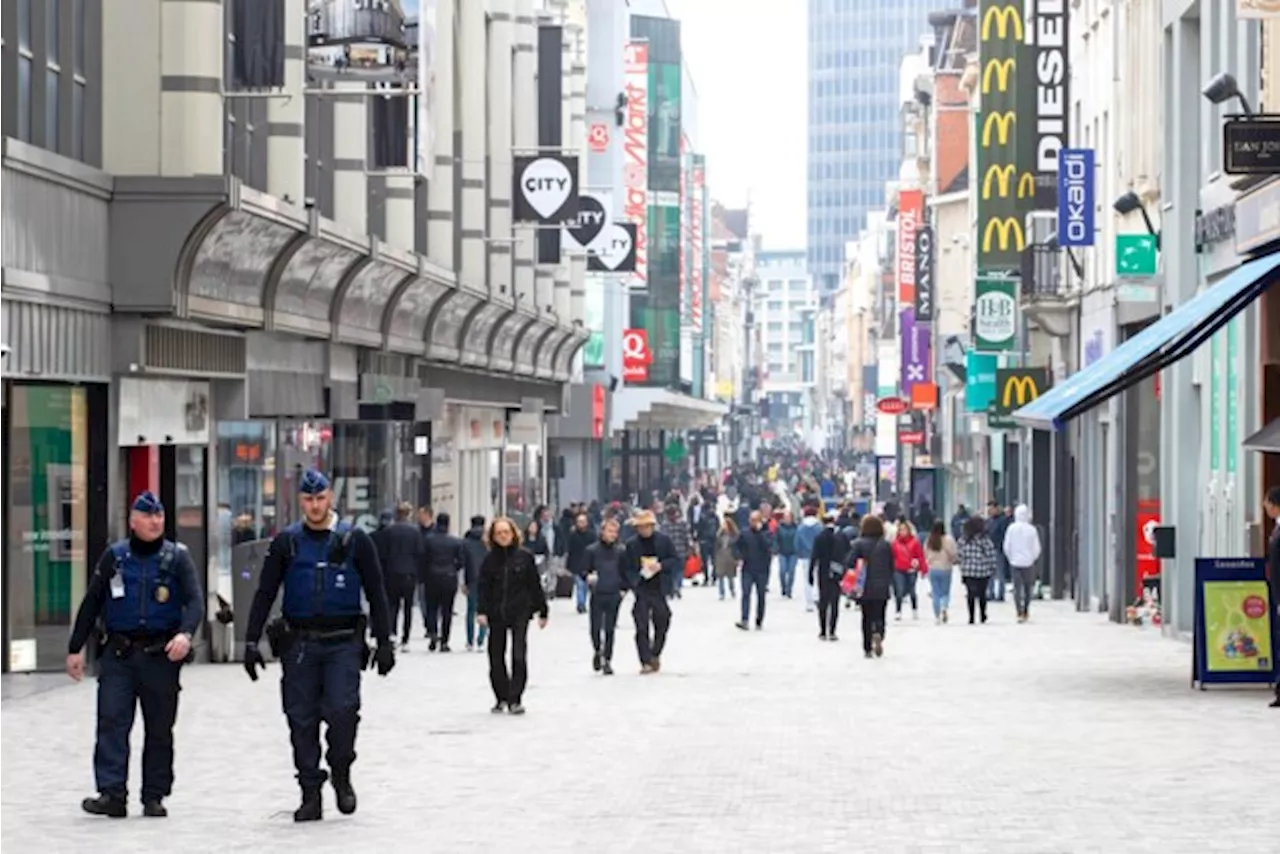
[373,642,395,677]
[244,643,267,682]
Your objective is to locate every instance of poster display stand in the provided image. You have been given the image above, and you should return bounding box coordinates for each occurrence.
[1192,558,1278,690]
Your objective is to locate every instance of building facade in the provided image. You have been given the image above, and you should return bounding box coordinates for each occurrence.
[806,0,940,292]
[0,0,588,672]
[755,250,818,440]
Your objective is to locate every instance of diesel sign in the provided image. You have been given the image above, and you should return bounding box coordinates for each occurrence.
[1019,0,1070,210]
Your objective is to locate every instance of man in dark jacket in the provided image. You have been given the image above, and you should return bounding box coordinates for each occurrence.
[621,510,679,674]
[986,501,1012,602]
[566,513,596,615]
[422,513,466,652]
[374,502,425,650]
[735,511,775,631]
[462,516,488,651]
[584,518,627,675]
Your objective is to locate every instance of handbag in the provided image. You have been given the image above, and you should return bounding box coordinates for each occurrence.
[684,554,702,579]
[839,567,860,597]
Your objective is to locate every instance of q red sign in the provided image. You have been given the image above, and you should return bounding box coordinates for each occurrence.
[877,397,909,416]
[622,328,652,383]
[588,123,610,153]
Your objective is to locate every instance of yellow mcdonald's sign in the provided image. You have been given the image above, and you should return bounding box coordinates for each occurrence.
[983,164,1016,199]
[983,217,1025,252]
[982,111,1016,147]
[981,4,1024,40]
[982,58,1015,94]
[1001,374,1042,408]
[1018,173,1036,199]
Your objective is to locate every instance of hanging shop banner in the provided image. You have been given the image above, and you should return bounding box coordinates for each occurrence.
[914,225,935,321]
[622,41,650,290]
[1016,0,1069,211]
[622,328,653,383]
[1057,148,1095,247]
[563,191,611,254]
[1192,558,1278,688]
[512,154,580,224]
[974,277,1018,352]
[583,277,605,368]
[629,203,681,386]
[689,155,706,335]
[1135,499,1161,597]
[977,1,1026,271]
[993,368,1050,417]
[899,308,931,399]
[965,350,999,412]
[586,222,638,273]
[896,189,923,305]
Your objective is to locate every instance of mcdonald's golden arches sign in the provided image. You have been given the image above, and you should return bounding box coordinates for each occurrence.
[992,368,1051,417]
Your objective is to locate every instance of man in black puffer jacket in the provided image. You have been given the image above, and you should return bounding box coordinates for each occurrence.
[462,516,488,651]
[566,513,596,615]
[422,513,466,652]
[375,502,425,650]
[583,518,626,675]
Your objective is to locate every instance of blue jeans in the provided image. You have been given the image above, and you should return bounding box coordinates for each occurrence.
[777,554,798,597]
[574,575,589,611]
[987,557,1008,601]
[741,571,768,625]
[928,568,953,617]
[892,572,918,613]
[717,574,736,598]
[465,584,488,648]
[280,638,363,791]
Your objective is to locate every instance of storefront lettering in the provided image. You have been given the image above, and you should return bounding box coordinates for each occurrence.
[330,476,378,533]
[20,528,81,553]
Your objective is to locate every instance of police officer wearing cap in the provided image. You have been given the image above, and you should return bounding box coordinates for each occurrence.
[242,469,395,822]
[66,490,205,819]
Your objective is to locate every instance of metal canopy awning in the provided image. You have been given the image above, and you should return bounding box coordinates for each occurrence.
[1243,418,1280,454]
[550,328,588,382]
[614,388,729,432]
[462,301,516,370]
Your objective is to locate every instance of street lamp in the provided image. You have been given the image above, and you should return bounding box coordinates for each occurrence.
[1201,72,1254,116]
[1113,190,1162,251]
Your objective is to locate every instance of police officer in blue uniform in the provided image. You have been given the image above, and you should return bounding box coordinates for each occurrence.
[66,490,205,818]
[242,469,395,822]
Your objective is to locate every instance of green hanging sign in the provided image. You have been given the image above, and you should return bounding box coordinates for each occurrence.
[1226,319,1238,476]
[974,277,1018,352]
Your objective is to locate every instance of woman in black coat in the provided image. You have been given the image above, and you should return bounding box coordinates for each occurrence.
[476,517,549,715]
[845,515,896,658]
[810,517,842,641]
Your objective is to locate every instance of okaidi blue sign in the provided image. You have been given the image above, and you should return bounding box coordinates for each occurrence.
[1057,148,1095,247]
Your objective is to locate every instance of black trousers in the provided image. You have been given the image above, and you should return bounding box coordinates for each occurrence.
[632,588,671,665]
[589,591,621,661]
[963,576,989,623]
[817,574,841,636]
[487,619,530,704]
[424,575,458,644]
[94,644,183,801]
[280,638,362,792]
[385,574,416,643]
[860,599,888,653]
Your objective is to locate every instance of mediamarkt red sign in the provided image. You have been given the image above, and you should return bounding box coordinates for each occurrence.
[622,328,653,383]
[877,396,909,416]
[689,162,704,333]
[623,42,649,291]
[897,188,923,305]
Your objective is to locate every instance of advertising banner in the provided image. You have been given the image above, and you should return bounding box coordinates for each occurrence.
[622,41,650,291]
[1057,148,1095,247]
[622,328,653,383]
[1016,0,1069,211]
[648,59,683,193]
[583,278,604,368]
[974,277,1018,351]
[976,2,1026,271]
[993,368,1050,417]
[965,350,998,412]
[512,155,580,224]
[630,204,681,386]
[689,156,706,335]
[896,189,923,304]
[415,0,438,172]
[1193,558,1277,687]
[914,225,935,321]
[899,308,931,398]
[586,223,638,273]
[1135,499,1160,596]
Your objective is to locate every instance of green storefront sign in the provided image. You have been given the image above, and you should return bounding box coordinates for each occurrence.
[1115,234,1158,277]
[974,277,1018,352]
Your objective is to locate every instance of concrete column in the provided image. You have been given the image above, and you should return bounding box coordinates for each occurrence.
[384,175,415,250]
[332,80,369,234]
[488,0,515,298]
[426,0,456,269]
[512,0,538,305]
[535,269,556,318]
[459,0,488,289]
[266,0,305,202]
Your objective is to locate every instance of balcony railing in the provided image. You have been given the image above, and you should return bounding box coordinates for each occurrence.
[1019,243,1068,299]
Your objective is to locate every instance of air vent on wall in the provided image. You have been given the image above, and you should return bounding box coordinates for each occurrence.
[144,325,246,376]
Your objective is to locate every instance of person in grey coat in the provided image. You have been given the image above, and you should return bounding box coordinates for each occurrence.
[714,516,740,600]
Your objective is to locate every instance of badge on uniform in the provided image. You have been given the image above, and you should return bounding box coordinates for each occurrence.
[154,585,171,604]
[109,574,126,600]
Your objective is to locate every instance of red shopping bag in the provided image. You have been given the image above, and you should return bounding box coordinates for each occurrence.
[684,554,703,579]
[840,567,860,597]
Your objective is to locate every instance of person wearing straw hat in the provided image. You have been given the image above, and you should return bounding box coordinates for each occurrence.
[621,509,679,674]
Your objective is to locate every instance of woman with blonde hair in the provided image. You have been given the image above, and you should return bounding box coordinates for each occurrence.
[476,517,549,714]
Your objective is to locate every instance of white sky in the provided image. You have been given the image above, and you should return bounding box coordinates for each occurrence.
[666,0,807,250]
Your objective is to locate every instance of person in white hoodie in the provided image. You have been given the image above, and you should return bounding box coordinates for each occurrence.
[1002,504,1042,622]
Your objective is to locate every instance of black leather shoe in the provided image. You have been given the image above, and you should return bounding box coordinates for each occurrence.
[142,800,167,818]
[294,790,323,822]
[331,771,357,815]
[81,793,127,818]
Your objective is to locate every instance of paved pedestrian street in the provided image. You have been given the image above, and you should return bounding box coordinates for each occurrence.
[3,583,1277,854]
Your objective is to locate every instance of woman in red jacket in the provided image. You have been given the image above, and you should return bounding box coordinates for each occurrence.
[891,521,926,620]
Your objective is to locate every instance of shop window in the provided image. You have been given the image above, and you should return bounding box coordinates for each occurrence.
[5,385,89,672]
[214,422,278,600]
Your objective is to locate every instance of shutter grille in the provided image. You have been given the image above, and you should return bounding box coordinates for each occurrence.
[144,325,247,375]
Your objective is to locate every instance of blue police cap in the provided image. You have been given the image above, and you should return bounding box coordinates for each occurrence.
[299,469,331,495]
[132,491,164,515]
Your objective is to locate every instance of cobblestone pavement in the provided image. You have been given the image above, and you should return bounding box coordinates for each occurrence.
[4,579,1278,853]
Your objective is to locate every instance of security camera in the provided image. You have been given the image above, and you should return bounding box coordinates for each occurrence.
[304,197,317,209]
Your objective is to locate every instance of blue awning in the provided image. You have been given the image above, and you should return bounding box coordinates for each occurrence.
[1013,252,1280,431]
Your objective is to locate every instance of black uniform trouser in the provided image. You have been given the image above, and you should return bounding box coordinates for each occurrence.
[817,574,841,636]
[589,591,621,661]
[280,637,362,791]
[487,619,530,704]
[424,575,458,644]
[95,640,183,801]
[385,573,416,643]
[860,599,888,653]
[963,576,990,623]
[633,587,671,665]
